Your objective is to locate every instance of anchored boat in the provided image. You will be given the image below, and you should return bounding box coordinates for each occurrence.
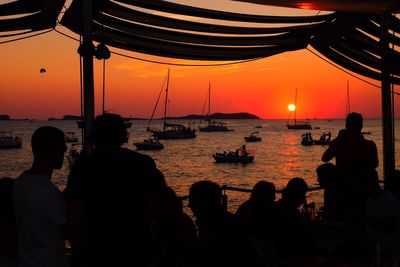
[134,136,164,150]
[0,132,22,149]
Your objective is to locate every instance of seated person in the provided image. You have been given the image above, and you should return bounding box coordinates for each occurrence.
[235,181,276,240]
[365,170,400,264]
[319,133,325,142]
[316,163,344,222]
[150,186,198,266]
[274,178,315,261]
[189,180,260,265]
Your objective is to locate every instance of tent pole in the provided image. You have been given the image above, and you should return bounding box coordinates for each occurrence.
[380,13,395,188]
[82,0,95,153]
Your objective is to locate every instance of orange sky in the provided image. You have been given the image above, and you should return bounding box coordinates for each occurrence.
[0,0,398,120]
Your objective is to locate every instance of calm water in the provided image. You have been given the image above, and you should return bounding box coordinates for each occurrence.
[1,119,399,211]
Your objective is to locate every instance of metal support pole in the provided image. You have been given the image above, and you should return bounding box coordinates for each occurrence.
[82,0,95,153]
[380,14,395,188]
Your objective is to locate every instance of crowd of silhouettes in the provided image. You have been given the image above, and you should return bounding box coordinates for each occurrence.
[1,112,400,267]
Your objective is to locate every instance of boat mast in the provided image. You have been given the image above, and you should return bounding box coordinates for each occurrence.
[82,0,95,153]
[208,82,211,126]
[294,88,297,124]
[163,68,170,132]
[346,80,350,116]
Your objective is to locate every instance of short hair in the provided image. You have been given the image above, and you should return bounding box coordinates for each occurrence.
[284,177,308,201]
[316,163,337,188]
[345,112,363,132]
[316,163,337,176]
[189,180,222,206]
[31,126,65,159]
[90,113,128,146]
[250,181,275,202]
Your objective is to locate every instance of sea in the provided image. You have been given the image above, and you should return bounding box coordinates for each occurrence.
[1,119,398,212]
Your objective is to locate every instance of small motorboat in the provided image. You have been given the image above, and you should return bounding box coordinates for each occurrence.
[134,136,164,150]
[244,132,262,142]
[0,132,22,149]
[313,132,331,145]
[213,145,254,163]
[301,132,314,146]
[213,152,254,163]
[65,131,78,143]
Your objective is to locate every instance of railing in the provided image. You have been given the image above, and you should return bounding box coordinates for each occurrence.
[180,185,323,211]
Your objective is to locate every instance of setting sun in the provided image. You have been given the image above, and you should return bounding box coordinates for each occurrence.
[288,104,296,112]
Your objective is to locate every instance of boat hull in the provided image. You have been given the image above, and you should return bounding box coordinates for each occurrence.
[199,126,233,132]
[212,153,254,163]
[0,138,22,149]
[134,143,164,150]
[287,124,312,130]
[151,130,196,139]
[313,140,330,145]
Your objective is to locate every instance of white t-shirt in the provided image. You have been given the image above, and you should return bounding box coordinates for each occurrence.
[13,174,67,267]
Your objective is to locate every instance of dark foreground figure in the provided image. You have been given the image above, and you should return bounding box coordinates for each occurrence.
[14,126,68,267]
[65,113,161,267]
[322,112,378,217]
[189,180,261,266]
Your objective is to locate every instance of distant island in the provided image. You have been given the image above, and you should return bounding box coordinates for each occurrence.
[168,112,260,120]
[49,112,260,121]
[0,115,30,121]
[0,115,10,120]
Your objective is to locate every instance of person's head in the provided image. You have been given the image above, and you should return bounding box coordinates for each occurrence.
[250,181,275,205]
[345,112,363,132]
[282,178,308,207]
[316,163,337,189]
[31,126,66,169]
[189,180,222,218]
[90,113,128,147]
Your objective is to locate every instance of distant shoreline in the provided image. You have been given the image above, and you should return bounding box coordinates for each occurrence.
[46,112,261,121]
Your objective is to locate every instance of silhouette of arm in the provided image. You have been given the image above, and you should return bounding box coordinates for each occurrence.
[322,142,336,162]
[370,141,379,168]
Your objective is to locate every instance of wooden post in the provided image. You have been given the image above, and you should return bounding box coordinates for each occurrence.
[82,0,95,153]
[380,13,395,188]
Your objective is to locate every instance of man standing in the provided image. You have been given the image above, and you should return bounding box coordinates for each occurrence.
[322,112,378,215]
[14,126,68,267]
[65,113,161,267]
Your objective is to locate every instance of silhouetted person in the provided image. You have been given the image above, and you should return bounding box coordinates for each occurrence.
[0,177,18,267]
[316,163,343,222]
[387,170,400,203]
[235,181,277,240]
[189,180,260,266]
[64,113,161,267]
[149,186,198,266]
[364,170,400,264]
[274,178,314,261]
[13,126,68,267]
[322,112,378,215]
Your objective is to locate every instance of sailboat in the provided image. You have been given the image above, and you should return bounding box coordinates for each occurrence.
[148,69,196,139]
[287,88,312,129]
[199,83,233,132]
[345,81,371,135]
